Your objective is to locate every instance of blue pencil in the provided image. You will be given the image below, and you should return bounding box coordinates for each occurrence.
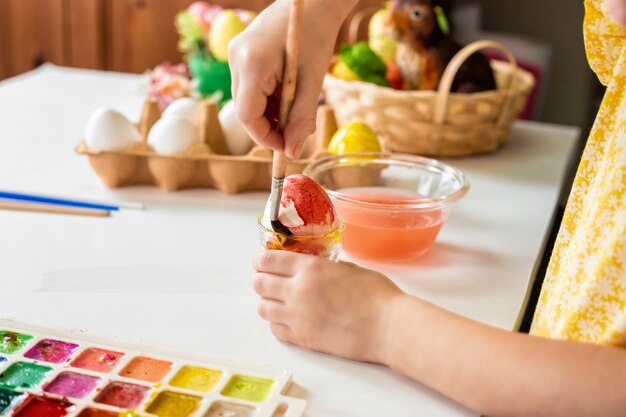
[0,191,120,212]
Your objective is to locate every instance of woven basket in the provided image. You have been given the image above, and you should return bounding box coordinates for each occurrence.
[323,40,535,157]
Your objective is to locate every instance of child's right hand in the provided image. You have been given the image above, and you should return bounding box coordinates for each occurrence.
[252,250,405,364]
[228,0,357,159]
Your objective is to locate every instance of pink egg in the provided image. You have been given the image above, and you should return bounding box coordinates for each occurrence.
[203,5,224,27]
[187,1,213,28]
[187,1,210,18]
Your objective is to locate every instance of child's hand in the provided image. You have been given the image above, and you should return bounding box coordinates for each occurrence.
[252,251,405,363]
[608,0,626,26]
[228,0,356,159]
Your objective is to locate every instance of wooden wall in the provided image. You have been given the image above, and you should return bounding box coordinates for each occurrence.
[0,0,105,79]
[104,0,280,73]
[0,0,384,80]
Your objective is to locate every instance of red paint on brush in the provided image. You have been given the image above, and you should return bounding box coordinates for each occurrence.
[282,175,336,232]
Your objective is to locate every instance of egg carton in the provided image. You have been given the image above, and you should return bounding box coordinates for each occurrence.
[76,100,339,193]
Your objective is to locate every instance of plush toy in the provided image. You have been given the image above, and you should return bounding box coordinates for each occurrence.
[388,0,496,92]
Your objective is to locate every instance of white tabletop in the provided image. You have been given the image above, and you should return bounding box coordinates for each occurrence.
[0,65,580,417]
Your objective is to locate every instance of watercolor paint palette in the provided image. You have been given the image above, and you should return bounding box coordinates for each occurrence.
[0,320,305,417]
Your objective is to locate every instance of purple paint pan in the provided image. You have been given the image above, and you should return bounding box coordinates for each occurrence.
[24,339,79,364]
[44,372,101,399]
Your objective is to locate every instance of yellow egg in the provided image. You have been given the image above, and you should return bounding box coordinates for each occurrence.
[328,122,381,155]
[209,10,246,62]
[369,8,397,63]
[331,61,362,82]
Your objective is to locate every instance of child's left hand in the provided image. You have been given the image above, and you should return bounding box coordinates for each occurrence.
[252,251,405,364]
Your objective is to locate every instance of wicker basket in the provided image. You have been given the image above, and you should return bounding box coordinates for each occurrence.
[323,40,535,157]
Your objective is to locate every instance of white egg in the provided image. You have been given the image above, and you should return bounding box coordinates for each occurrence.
[147,116,199,155]
[162,97,201,125]
[219,100,254,155]
[85,108,140,151]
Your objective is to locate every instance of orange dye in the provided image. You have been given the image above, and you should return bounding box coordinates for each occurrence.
[334,192,444,261]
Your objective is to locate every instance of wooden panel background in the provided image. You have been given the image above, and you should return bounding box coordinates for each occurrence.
[67,0,105,69]
[0,0,104,80]
[0,0,43,78]
[0,1,13,80]
[38,0,66,67]
[105,0,276,73]
[106,0,194,73]
[0,0,384,81]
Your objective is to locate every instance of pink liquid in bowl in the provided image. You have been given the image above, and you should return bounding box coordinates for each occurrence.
[333,190,448,261]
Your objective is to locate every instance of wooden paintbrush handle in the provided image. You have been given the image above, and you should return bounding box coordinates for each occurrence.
[0,201,110,217]
[273,0,304,180]
[273,151,288,179]
[278,0,304,132]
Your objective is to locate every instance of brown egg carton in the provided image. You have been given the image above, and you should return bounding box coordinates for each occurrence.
[76,100,339,193]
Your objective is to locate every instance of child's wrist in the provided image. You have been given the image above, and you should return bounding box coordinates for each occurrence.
[376,293,416,367]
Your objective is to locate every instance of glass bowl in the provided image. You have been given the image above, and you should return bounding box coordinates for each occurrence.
[258,216,346,261]
[303,152,469,262]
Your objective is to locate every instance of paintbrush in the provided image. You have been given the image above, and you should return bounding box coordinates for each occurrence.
[269,0,304,237]
[0,201,110,217]
[0,190,119,212]
[0,190,144,211]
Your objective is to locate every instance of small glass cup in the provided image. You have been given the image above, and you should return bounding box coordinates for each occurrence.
[258,216,346,261]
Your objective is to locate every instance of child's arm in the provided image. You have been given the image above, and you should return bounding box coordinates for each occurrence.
[228,0,358,159]
[252,251,626,417]
[608,0,626,25]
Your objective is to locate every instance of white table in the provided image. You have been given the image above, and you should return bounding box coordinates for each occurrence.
[0,65,580,416]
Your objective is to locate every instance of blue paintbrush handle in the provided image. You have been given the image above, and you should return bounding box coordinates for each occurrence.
[0,191,119,212]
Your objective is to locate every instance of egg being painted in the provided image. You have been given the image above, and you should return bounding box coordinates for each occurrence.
[147,116,199,155]
[218,101,254,155]
[161,97,201,125]
[85,108,140,152]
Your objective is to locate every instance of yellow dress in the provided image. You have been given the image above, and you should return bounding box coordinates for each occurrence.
[530,0,626,346]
